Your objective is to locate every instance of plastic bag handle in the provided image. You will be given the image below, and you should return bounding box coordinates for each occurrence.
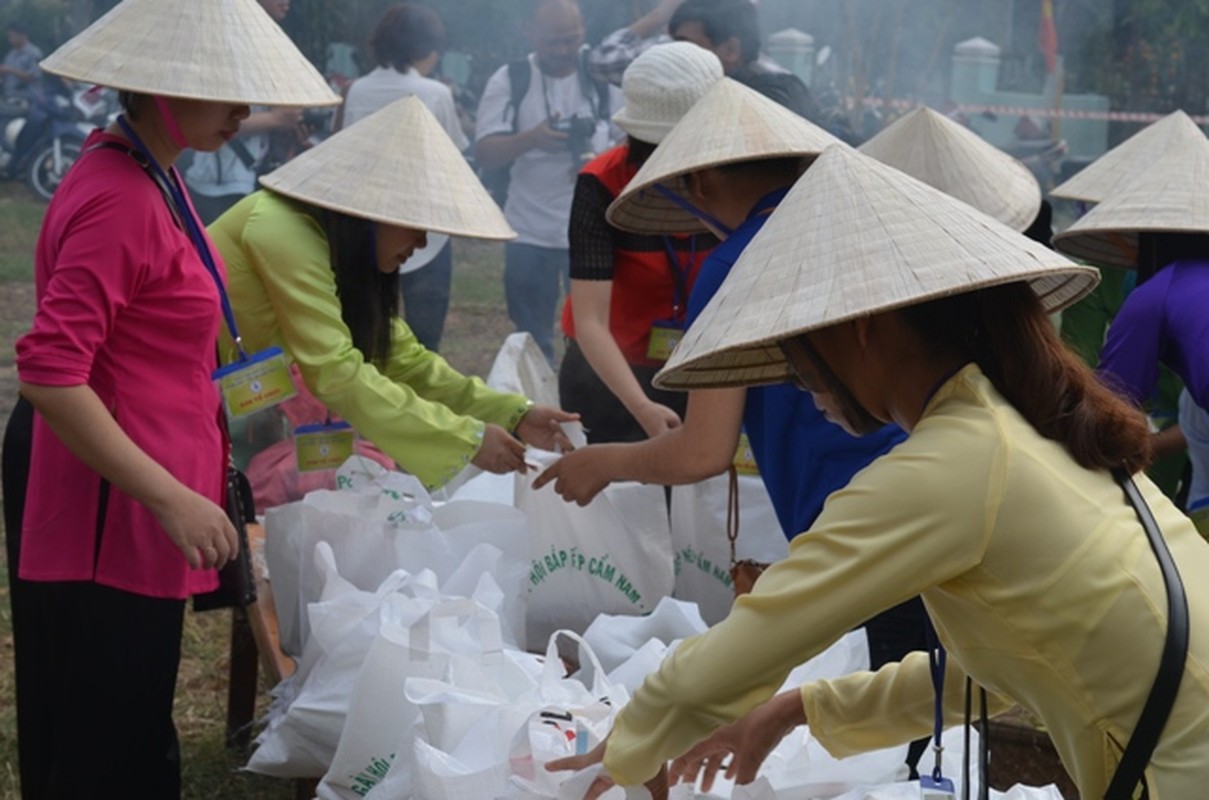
[542,628,610,697]
[409,597,503,662]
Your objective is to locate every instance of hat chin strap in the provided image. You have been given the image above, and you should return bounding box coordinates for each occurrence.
[153,96,190,150]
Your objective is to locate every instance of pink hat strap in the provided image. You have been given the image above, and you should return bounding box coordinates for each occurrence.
[153,96,190,149]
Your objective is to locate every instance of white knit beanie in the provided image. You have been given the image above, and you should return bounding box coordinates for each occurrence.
[611,41,724,145]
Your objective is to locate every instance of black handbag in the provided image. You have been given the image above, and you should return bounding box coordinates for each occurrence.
[1103,469,1190,800]
[192,466,259,612]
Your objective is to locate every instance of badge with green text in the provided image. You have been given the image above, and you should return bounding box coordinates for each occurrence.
[213,347,297,419]
[295,422,356,473]
[732,432,760,476]
[647,321,683,363]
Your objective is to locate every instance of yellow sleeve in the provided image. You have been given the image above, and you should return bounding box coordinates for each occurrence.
[231,197,529,489]
[800,652,1014,758]
[602,420,1002,786]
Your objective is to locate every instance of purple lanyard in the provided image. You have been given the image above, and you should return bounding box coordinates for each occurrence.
[116,115,249,361]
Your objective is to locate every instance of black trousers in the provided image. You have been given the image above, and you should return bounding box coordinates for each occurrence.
[865,595,932,777]
[558,338,688,444]
[4,398,186,799]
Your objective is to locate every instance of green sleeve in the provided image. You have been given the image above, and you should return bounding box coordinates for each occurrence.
[232,196,528,489]
[1059,267,1124,368]
[379,318,531,435]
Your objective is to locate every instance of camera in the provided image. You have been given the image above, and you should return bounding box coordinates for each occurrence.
[550,113,598,169]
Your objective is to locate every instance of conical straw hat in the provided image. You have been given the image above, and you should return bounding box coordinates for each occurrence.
[1052,132,1209,269]
[654,145,1098,390]
[40,0,339,107]
[1050,110,1206,204]
[606,78,841,234]
[259,96,515,240]
[858,107,1041,232]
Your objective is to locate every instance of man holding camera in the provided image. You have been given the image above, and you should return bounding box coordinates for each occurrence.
[475,0,621,363]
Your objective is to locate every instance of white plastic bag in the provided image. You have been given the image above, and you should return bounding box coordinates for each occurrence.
[400,500,532,649]
[265,459,435,656]
[669,472,788,625]
[581,596,707,675]
[487,331,560,407]
[393,650,546,800]
[247,545,426,778]
[509,630,629,798]
[517,450,675,644]
[316,594,506,800]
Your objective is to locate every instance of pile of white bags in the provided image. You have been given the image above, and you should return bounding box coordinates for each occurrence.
[243,337,1066,798]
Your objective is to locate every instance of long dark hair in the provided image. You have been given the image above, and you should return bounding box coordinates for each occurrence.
[300,203,400,369]
[900,282,1152,473]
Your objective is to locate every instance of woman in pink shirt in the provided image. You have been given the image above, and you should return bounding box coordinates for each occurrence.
[2,1,336,795]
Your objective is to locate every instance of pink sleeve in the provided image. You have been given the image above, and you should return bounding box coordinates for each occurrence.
[17,186,155,386]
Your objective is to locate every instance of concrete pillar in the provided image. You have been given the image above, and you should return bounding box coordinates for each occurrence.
[766,27,814,87]
[951,36,1001,103]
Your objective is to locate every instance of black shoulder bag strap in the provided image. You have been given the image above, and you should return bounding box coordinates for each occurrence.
[1105,468,1190,800]
[506,58,532,133]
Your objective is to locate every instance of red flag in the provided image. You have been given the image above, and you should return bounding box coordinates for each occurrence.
[1039,0,1059,73]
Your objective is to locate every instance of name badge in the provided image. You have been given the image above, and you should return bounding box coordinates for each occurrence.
[294,422,356,473]
[647,320,683,363]
[920,776,956,799]
[732,432,759,476]
[212,347,297,419]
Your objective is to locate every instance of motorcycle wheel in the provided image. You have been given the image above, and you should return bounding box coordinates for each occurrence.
[25,135,84,201]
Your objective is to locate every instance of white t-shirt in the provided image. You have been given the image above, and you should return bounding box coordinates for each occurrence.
[184,125,268,198]
[343,66,470,272]
[475,53,622,249]
[344,66,469,150]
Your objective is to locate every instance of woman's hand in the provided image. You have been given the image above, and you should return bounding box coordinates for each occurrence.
[669,690,804,791]
[515,405,580,453]
[531,445,615,505]
[546,740,669,800]
[151,485,239,571]
[472,423,528,474]
[634,400,682,439]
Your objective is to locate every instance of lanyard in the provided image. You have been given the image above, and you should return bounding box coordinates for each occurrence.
[652,183,734,237]
[925,622,951,787]
[115,116,249,361]
[661,234,695,322]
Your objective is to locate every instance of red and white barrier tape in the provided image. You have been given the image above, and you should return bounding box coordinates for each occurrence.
[856,96,1208,125]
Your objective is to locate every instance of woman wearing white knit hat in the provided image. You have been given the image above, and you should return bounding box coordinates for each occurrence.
[558,41,723,444]
[210,95,576,492]
[548,145,1209,800]
[7,0,336,795]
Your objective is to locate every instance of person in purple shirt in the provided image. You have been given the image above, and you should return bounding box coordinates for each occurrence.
[1053,139,1209,522]
[1097,246,1209,415]
[1049,137,1209,536]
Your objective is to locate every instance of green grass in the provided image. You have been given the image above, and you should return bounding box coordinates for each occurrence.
[0,183,42,285]
[0,191,523,798]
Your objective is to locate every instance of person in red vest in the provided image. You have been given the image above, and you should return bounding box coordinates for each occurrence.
[558,42,722,443]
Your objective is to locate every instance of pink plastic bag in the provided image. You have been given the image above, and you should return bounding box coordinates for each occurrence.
[246,366,395,514]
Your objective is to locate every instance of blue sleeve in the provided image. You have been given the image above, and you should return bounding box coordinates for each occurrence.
[1097,274,1168,405]
[686,255,731,327]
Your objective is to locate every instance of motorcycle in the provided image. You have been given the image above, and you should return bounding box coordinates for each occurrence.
[0,80,110,201]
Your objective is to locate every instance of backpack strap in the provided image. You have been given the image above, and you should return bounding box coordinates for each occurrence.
[505,58,532,134]
[577,45,610,122]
